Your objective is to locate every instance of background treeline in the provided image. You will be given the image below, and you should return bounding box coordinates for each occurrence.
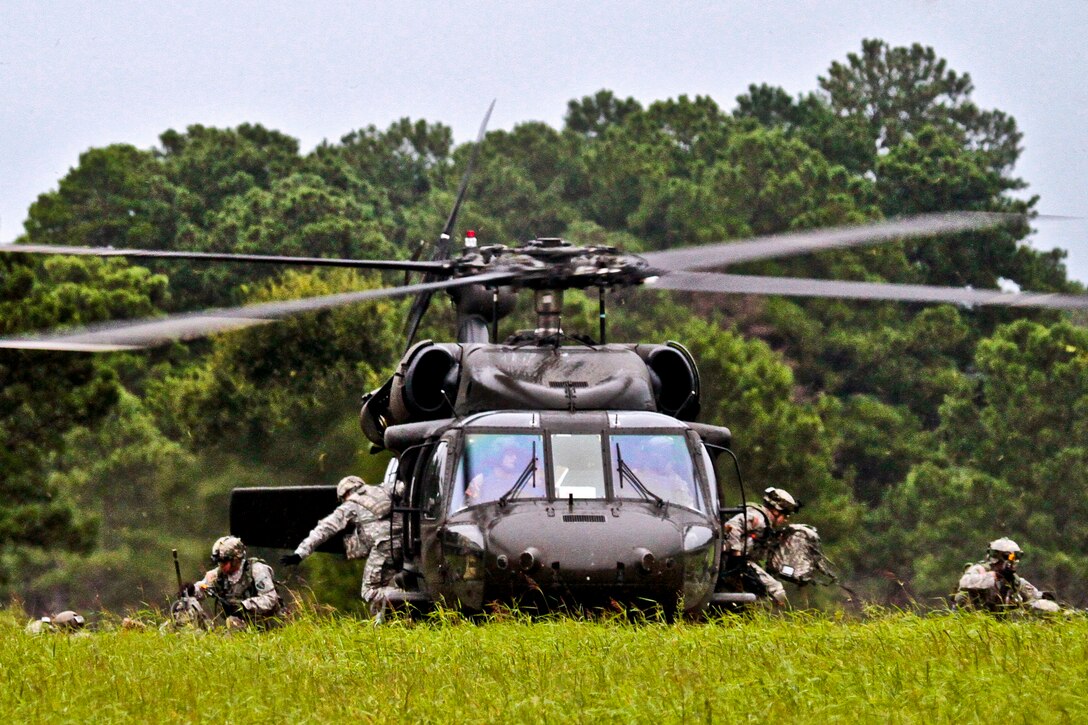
[2,39,1085,613]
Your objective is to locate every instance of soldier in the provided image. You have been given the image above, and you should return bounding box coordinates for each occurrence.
[280,474,403,617]
[954,537,1060,614]
[188,535,282,628]
[719,487,799,607]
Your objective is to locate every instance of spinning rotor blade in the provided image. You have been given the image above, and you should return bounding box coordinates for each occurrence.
[641,212,1017,272]
[441,100,496,244]
[0,243,450,274]
[404,100,496,349]
[651,271,1088,311]
[0,270,514,352]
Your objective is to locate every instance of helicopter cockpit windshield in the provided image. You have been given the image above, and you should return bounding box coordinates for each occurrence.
[450,433,546,510]
[612,434,702,511]
[551,433,606,499]
[449,425,705,513]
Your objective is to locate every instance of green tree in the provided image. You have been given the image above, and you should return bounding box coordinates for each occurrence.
[734,83,874,174]
[153,269,401,455]
[867,320,1088,603]
[824,394,937,507]
[168,172,398,309]
[564,90,642,138]
[864,463,1022,603]
[159,123,303,223]
[0,254,166,594]
[23,144,180,251]
[306,117,452,210]
[819,39,1022,175]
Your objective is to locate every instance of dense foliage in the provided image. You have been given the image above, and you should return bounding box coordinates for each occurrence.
[1,39,1083,613]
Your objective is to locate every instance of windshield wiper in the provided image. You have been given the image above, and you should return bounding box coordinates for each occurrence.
[615,445,665,508]
[498,441,539,507]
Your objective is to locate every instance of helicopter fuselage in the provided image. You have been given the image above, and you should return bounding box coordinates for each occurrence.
[398,410,722,614]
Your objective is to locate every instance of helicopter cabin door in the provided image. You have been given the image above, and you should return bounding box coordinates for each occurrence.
[409,441,449,556]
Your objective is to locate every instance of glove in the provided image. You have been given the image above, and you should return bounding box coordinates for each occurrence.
[280,553,303,567]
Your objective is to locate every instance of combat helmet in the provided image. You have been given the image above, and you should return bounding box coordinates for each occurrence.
[763,487,799,515]
[987,537,1023,564]
[336,475,367,501]
[50,610,85,630]
[211,535,246,563]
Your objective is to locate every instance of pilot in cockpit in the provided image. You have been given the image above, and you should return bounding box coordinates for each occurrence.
[466,442,527,504]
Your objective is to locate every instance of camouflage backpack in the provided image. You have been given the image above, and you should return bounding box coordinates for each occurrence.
[765,523,836,585]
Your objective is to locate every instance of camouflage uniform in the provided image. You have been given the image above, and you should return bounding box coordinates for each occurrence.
[765,523,835,585]
[291,476,403,606]
[169,595,209,630]
[721,504,788,605]
[188,536,281,628]
[953,537,1061,614]
[193,558,282,623]
[954,563,1049,611]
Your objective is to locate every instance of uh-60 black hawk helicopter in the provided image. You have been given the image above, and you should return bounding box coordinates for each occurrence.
[4,105,1088,617]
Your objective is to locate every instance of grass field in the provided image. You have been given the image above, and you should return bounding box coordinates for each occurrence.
[2,607,1086,724]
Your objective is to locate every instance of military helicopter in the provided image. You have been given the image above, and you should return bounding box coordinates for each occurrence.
[4,105,1088,616]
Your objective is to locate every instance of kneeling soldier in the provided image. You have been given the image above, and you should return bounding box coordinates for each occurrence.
[954,537,1059,614]
[189,535,282,628]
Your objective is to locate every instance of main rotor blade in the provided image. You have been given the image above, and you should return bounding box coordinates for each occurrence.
[651,271,1088,310]
[641,212,1016,272]
[404,99,497,350]
[0,270,515,352]
[442,99,496,240]
[0,243,450,274]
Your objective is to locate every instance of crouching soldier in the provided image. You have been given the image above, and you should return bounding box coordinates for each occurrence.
[718,487,799,607]
[187,535,282,629]
[954,537,1060,614]
[281,475,403,617]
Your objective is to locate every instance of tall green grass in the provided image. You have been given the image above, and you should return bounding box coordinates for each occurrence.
[2,608,1085,723]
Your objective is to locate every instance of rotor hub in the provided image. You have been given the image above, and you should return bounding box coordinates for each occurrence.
[454,239,653,292]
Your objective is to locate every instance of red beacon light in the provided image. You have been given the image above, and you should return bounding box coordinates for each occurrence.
[465,230,477,248]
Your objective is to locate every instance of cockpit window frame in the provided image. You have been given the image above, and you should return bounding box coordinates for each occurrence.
[419,440,449,521]
[447,423,711,513]
[448,430,548,512]
[609,431,706,513]
[548,431,612,501]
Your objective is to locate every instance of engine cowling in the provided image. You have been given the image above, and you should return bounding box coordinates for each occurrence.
[360,341,462,447]
[388,341,460,422]
[361,340,702,449]
[636,342,701,421]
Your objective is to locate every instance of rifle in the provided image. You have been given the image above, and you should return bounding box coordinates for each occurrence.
[172,549,184,596]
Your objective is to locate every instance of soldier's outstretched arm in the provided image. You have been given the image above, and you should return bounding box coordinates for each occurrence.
[292,503,354,559]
